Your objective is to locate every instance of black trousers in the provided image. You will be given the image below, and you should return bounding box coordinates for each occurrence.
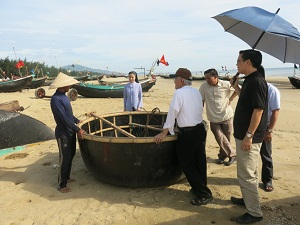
[260,140,273,183]
[177,123,212,198]
[57,133,76,188]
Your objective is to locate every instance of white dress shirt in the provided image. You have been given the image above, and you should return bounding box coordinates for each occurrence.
[163,85,203,135]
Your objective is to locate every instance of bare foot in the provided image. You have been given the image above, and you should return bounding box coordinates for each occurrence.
[67,178,76,183]
[59,187,71,193]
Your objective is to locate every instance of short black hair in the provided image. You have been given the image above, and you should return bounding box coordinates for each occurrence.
[239,49,262,69]
[204,68,218,77]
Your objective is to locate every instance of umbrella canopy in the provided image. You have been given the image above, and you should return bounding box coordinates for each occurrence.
[213,6,300,64]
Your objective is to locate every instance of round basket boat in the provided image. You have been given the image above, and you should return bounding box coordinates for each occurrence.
[78,110,182,188]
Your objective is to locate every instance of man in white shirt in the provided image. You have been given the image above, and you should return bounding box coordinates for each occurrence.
[199,68,236,166]
[154,68,213,206]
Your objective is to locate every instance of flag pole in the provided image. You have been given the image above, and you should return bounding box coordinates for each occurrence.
[12,46,22,76]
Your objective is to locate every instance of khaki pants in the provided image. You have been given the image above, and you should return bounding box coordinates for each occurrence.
[210,118,236,159]
[235,139,263,217]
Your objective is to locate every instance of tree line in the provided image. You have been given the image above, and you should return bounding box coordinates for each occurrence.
[0,57,101,78]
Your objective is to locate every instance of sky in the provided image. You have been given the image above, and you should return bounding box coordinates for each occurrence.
[1,0,300,74]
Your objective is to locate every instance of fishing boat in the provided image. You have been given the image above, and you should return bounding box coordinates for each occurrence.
[98,76,156,92]
[71,83,124,98]
[288,76,300,89]
[0,110,55,150]
[191,75,205,80]
[160,74,175,79]
[0,75,33,92]
[73,75,89,81]
[78,110,181,188]
[27,75,47,89]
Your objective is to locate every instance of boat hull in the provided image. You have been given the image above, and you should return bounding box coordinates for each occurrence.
[78,111,182,188]
[97,77,156,92]
[0,76,33,92]
[71,83,124,98]
[288,76,300,89]
[27,76,47,89]
[0,110,55,150]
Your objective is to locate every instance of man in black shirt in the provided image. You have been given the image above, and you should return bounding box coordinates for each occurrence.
[230,50,268,224]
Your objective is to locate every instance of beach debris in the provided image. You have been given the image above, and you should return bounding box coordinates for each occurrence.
[53,164,60,169]
[5,152,29,160]
[0,100,28,112]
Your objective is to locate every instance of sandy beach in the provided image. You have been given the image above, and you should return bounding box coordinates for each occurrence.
[0,76,299,225]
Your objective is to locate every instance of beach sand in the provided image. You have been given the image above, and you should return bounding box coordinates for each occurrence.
[0,76,299,225]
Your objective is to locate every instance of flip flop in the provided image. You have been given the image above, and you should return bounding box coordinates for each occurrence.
[264,182,274,192]
[57,186,71,193]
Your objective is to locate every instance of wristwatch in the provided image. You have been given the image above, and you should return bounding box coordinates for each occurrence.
[267,128,273,133]
[245,131,253,138]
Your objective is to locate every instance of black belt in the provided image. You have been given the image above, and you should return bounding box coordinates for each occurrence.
[178,123,202,132]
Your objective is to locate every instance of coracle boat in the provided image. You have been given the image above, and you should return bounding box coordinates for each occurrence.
[78,110,182,188]
[0,110,55,150]
[288,76,300,89]
[0,75,33,92]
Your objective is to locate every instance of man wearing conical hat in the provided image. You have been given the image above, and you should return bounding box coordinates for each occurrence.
[50,72,85,193]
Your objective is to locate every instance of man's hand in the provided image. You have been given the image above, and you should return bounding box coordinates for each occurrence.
[77,129,85,140]
[242,137,252,151]
[154,129,169,144]
[264,132,272,142]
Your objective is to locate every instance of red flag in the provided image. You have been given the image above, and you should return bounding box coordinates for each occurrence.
[159,55,169,66]
[15,60,25,69]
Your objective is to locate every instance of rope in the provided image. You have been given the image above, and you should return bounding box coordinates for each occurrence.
[141,107,161,137]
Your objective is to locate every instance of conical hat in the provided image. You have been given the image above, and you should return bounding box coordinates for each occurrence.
[49,72,79,89]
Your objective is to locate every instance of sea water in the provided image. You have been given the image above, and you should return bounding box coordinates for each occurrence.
[219,67,300,77]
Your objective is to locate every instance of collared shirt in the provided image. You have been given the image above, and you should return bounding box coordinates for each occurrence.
[233,71,268,143]
[163,85,203,135]
[267,83,280,124]
[123,82,143,111]
[199,79,234,123]
[50,90,80,138]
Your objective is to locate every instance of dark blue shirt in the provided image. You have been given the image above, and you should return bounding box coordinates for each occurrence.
[50,90,80,138]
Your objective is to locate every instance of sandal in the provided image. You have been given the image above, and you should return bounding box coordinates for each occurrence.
[264,182,274,192]
[57,186,71,193]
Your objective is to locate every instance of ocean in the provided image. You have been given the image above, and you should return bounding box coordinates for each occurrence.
[218,67,300,77]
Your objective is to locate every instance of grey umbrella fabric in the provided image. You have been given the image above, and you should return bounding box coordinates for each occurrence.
[213,6,300,64]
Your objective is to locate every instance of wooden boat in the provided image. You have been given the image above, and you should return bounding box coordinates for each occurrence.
[98,77,156,92]
[78,111,181,188]
[71,83,124,98]
[73,75,89,81]
[160,74,175,79]
[0,75,33,92]
[288,76,300,89]
[192,75,205,80]
[72,77,156,98]
[0,110,55,150]
[27,75,47,89]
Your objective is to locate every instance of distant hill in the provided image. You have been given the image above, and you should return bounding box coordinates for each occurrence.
[61,64,115,75]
